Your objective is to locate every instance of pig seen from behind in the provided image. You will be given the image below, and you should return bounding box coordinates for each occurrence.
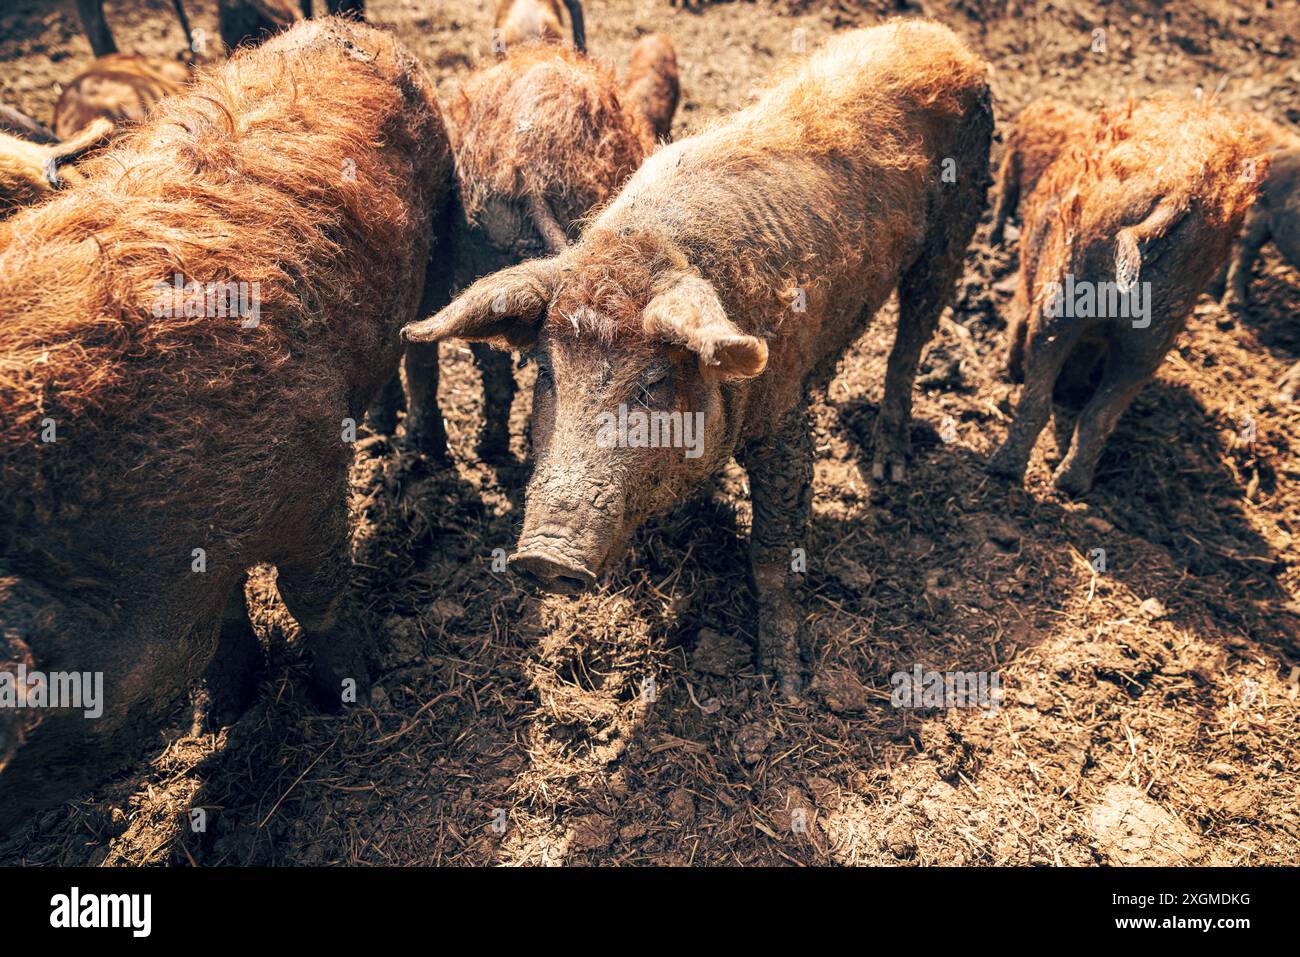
[989,93,1269,495]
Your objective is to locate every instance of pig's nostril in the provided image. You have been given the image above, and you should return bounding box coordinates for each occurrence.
[509,551,596,596]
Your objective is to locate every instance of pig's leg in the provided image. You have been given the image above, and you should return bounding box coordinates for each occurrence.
[1223,208,1270,318]
[275,489,372,709]
[198,575,264,727]
[873,244,966,483]
[366,372,403,437]
[740,403,813,701]
[401,341,448,460]
[988,320,1078,483]
[1052,345,1158,496]
[471,343,516,463]
[1004,291,1029,383]
[74,0,117,57]
[989,147,1021,247]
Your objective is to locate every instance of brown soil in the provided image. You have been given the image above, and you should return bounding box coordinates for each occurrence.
[2,0,1298,866]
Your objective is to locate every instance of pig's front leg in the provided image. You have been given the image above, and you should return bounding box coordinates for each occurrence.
[739,402,813,701]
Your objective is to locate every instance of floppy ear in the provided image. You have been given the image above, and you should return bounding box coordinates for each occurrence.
[641,272,767,379]
[401,257,560,350]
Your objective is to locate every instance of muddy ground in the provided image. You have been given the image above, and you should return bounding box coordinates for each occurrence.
[1,0,1298,865]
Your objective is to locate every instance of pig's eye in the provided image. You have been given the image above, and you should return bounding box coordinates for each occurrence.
[637,366,674,407]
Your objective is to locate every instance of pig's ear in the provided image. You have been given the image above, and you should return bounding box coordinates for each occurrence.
[642,273,767,379]
[401,259,559,349]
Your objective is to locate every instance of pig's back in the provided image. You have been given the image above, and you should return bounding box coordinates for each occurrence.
[601,20,986,255]
[734,19,988,163]
[0,21,450,575]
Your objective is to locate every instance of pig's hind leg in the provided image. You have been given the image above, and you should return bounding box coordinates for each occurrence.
[1051,338,1160,496]
[402,342,449,460]
[874,108,992,483]
[196,574,264,728]
[873,231,970,483]
[740,402,813,702]
[366,372,404,437]
[471,343,516,463]
[1223,207,1270,319]
[988,313,1079,483]
[274,483,373,710]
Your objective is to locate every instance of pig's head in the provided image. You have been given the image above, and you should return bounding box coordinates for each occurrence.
[402,234,767,593]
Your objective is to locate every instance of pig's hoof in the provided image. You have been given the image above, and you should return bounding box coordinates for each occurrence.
[870,455,907,484]
[777,670,806,704]
[760,645,806,704]
[476,433,513,465]
[400,426,449,463]
[1052,467,1093,498]
[986,446,1026,483]
[870,417,911,484]
[309,654,372,712]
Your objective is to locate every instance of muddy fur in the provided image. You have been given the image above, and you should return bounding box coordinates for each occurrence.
[54,53,192,140]
[395,40,651,460]
[405,19,993,694]
[989,96,1090,245]
[0,117,113,216]
[623,33,680,143]
[0,18,451,833]
[990,92,1270,495]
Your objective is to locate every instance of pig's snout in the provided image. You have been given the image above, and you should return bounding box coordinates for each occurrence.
[509,548,598,595]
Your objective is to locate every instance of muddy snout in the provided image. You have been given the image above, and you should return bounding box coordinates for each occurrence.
[508,548,598,595]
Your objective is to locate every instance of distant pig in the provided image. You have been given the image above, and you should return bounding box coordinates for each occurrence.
[989,93,1268,495]
[389,43,652,460]
[493,0,586,53]
[989,97,1090,246]
[403,20,993,695]
[1222,122,1300,319]
[623,33,680,143]
[54,54,192,140]
[0,19,451,831]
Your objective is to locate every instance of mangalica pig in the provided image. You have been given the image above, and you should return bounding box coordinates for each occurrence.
[389,43,651,460]
[623,33,680,143]
[989,93,1269,495]
[989,97,1090,246]
[403,20,992,696]
[0,18,451,832]
[1221,122,1300,398]
[54,54,192,140]
[493,0,586,53]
